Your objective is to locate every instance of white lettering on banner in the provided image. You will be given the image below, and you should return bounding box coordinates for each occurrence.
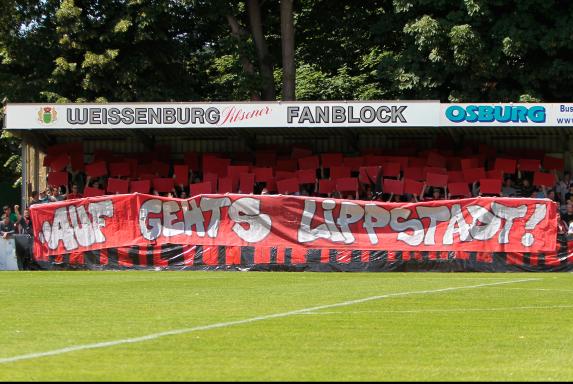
[138,197,271,243]
[39,200,114,251]
[416,206,451,245]
[443,204,472,245]
[35,197,552,254]
[362,204,391,245]
[336,202,365,244]
[297,200,548,248]
[228,198,272,242]
[200,197,232,238]
[491,203,527,244]
[297,200,337,243]
[390,208,425,246]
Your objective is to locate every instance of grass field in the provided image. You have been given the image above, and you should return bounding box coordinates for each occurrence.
[1,271,572,381]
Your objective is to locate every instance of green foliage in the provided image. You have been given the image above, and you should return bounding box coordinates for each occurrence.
[2,0,573,185]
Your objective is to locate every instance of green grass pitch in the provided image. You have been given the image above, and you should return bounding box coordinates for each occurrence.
[0,271,572,381]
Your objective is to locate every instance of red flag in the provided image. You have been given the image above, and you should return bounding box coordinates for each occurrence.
[359,166,380,184]
[70,152,85,172]
[543,156,564,171]
[84,187,105,198]
[518,159,541,172]
[318,179,335,194]
[426,172,449,188]
[494,158,517,174]
[277,178,300,195]
[296,169,316,184]
[109,162,131,177]
[533,172,556,187]
[190,181,213,196]
[153,178,174,193]
[424,166,447,175]
[329,166,351,180]
[427,152,446,168]
[479,179,502,195]
[343,157,364,171]
[448,182,470,197]
[382,163,400,178]
[383,179,404,195]
[85,161,108,177]
[463,167,486,183]
[276,171,297,181]
[183,152,200,169]
[335,177,358,192]
[276,159,298,172]
[47,172,68,187]
[403,179,424,195]
[487,169,504,180]
[461,158,479,170]
[447,171,465,183]
[49,154,69,172]
[218,177,235,194]
[404,167,424,181]
[321,153,344,168]
[239,173,255,194]
[298,156,319,170]
[107,178,129,194]
[254,167,274,182]
[173,164,189,186]
[365,155,385,166]
[152,161,170,177]
[130,180,151,194]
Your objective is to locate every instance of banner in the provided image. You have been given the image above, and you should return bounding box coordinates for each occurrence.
[30,194,558,258]
[10,102,573,129]
[5,101,439,129]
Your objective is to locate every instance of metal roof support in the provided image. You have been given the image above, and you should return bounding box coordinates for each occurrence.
[19,131,54,152]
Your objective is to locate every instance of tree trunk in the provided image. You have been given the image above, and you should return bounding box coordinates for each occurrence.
[226,14,260,100]
[280,0,295,100]
[247,0,276,100]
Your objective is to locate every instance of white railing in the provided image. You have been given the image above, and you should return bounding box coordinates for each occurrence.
[0,238,19,270]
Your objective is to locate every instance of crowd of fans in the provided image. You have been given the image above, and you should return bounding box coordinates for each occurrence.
[4,145,573,242]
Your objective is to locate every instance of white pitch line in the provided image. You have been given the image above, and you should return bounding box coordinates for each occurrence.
[301,304,573,315]
[0,278,541,365]
[494,288,573,293]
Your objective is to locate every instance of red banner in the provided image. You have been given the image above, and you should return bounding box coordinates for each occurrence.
[30,194,558,257]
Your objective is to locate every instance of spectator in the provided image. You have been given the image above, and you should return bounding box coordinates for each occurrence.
[423,186,446,201]
[53,186,66,201]
[562,203,573,224]
[17,208,33,236]
[556,171,571,205]
[517,178,535,198]
[501,177,518,197]
[38,190,50,204]
[0,214,15,239]
[29,190,42,206]
[66,183,83,200]
[2,205,18,224]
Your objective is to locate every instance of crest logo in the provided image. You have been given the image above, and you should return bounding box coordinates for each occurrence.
[38,107,58,125]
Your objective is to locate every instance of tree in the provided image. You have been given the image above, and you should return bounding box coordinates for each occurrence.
[280,0,295,100]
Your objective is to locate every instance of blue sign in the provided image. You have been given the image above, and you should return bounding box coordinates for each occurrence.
[445,105,546,124]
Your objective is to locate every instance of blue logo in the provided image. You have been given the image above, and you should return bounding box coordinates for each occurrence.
[445,105,546,123]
